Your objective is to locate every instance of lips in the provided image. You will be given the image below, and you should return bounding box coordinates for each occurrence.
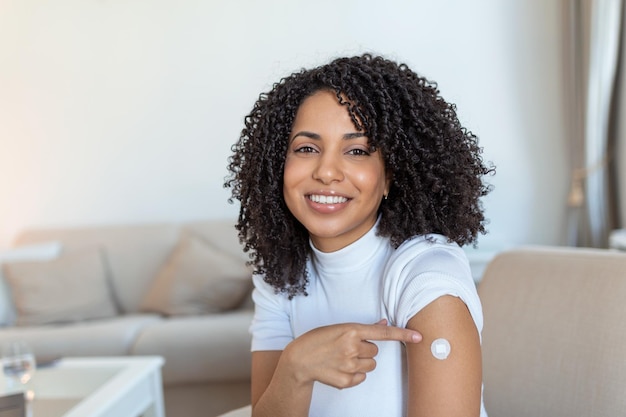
[307,194,349,204]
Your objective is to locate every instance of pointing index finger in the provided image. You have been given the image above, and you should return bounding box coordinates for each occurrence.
[360,322,422,343]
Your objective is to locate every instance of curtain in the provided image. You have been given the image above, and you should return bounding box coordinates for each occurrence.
[564,0,624,248]
[618,5,626,230]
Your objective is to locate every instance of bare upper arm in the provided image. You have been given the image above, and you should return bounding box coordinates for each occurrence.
[405,295,482,417]
[251,350,282,407]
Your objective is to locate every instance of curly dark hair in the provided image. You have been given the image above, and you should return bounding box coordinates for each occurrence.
[225,53,494,298]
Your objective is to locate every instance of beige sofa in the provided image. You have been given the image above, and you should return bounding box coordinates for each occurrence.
[479,245,626,417]
[0,219,253,417]
[220,245,626,417]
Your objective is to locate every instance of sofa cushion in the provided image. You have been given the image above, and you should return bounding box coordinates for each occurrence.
[131,310,253,385]
[13,224,181,314]
[2,247,118,326]
[0,242,63,327]
[140,233,252,316]
[0,314,162,364]
[184,220,248,263]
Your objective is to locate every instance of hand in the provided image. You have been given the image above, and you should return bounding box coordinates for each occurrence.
[280,319,422,390]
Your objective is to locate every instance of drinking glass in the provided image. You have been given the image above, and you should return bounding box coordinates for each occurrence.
[1,341,36,394]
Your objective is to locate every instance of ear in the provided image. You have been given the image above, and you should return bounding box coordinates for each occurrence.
[384,171,393,197]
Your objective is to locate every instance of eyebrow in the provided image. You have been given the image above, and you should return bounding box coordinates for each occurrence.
[290,131,366,142]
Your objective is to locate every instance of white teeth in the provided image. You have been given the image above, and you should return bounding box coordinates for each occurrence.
[309,195,348,204]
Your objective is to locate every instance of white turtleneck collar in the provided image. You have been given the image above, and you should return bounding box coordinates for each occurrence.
[309,217,390,275]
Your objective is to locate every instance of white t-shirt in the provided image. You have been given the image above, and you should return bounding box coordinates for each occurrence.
[250,222,487,417]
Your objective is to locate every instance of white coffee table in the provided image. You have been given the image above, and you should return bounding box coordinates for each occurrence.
[27,356,165,417]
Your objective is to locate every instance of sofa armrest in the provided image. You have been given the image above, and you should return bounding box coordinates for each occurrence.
[478,246,626,417]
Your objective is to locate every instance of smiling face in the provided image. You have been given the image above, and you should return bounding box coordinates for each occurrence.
[283,90,390,252]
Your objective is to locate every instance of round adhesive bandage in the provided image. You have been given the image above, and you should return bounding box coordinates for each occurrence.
[431,338,451,360]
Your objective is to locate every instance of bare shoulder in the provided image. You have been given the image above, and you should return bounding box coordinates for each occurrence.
[405,295,482,417]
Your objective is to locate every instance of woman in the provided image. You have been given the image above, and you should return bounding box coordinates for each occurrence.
[225,54,493,417]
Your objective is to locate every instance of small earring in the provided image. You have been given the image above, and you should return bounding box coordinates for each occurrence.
[383,193,388,200]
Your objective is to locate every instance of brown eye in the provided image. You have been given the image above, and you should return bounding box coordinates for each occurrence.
[295,146,316,153]
[347,148,370,156]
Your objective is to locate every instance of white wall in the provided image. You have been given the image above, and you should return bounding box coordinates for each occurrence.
[0,0,568,253]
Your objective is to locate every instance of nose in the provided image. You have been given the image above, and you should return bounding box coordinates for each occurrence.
[312,152,344,184]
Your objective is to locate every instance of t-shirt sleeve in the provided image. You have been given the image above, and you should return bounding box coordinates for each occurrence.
[249,273,294,352]
[382,239,483,334]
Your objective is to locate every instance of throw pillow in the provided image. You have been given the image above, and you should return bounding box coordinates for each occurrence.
[2,247,118,326]
[0,242,63,327]
[140,233,252,316]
